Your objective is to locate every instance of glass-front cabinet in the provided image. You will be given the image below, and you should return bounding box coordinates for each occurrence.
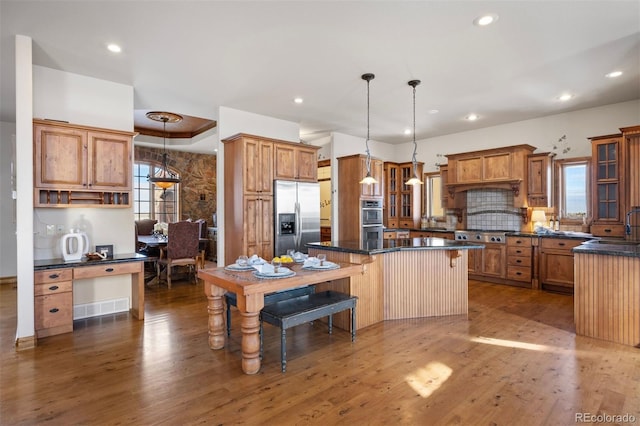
[590,134,625,237]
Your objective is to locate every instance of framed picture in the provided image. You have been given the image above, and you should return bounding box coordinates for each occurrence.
[95,244,113,258]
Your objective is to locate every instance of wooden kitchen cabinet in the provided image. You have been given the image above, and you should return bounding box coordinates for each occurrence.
[243,196,274,260]
[33,119,134,207]
[337,154,383,242]
[480,243,506,278]
[539,237,585,293]
[527,152,553,207]
[34,268,73,338]
[506,236,533,285]
[240,136,274,195]
[590,134,626,237]
[274,143,318,182]
[622,125,640,240]
[385,161,423,228]
[445,145,535,207]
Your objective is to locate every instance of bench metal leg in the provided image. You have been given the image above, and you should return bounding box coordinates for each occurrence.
[328,314,333,334]
[226,298,231,337]
[281,328,287,373]
[351,307,356,342]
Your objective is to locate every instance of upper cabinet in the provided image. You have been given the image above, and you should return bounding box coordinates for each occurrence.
[273,143,318,182]
[527,152,554,207]
[33,119,134,207]
[589,134,625,237]
[623,126,640,240]
[240,136,274,195]
[384,161,423,228]
[445,145,535,207]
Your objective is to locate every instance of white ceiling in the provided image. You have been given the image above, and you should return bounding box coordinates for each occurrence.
[1,1,639,154]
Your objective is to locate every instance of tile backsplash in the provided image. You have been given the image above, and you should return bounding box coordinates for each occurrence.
[466,189,521,231]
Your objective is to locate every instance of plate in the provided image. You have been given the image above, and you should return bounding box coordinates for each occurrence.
[302,261,339,270]
[225,263,254,271]
[252,269,296,279]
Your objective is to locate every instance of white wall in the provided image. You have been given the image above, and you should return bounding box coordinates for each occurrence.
[215,106,301,265]
[0,122,17,278]
[13,59,136,340]
[415,99,640,173]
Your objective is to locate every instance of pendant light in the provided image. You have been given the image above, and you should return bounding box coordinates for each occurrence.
[146,111,182,191]
[405,80,423,185]
[359,73,378,185]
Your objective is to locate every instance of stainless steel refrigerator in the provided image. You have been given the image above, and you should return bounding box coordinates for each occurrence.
[274,180,321,256]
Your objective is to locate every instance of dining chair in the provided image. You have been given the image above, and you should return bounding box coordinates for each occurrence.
[135,219,158,253]
[156,221,201,288]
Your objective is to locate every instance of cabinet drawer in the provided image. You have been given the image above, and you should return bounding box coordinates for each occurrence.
[383,232,396,239]
[507,266,532,282]
[507,255,532,267]
[34,268,73,284]
[410,232,431,238]
[507,236,532,247]
[540,238,583,251]
[73,262,142,279]
[590,224,626,238]
[35,280,72,296]
[387,220,398,229]
[35,293,73,330]
[396,231,410,238]
[507,246,532,257]
[399,220,414,228]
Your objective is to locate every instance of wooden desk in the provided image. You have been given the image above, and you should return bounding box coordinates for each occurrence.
[198,262,365,374]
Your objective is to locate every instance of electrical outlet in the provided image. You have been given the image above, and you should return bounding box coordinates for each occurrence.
[56,225,65,235]
[46,224,55,236]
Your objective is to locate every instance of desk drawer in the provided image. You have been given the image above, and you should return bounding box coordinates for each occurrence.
[34,268,73,284]
[35,293,72,330]
[35,280,72,296]
[73,262,142,279]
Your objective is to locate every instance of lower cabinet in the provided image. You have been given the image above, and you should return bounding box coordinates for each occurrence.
[34,269,73,338]
[539,238,585,293]
[480,243,506,278]
[506,236,533,284]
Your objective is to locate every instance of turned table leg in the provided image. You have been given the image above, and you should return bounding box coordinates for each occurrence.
[206,286,226,350]
[240,311,261,374]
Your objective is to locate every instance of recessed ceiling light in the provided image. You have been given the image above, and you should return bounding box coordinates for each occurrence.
[428,109,439,114]
[404,129,412,135]
[473,14,499,27]
[107,43,122,53]
[293,97,304,104]
[466,114,479,121]
[558,93,573,102]
[605,71,623,78]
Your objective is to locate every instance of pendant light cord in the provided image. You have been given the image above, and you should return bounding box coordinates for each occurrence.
[364,75,372,175]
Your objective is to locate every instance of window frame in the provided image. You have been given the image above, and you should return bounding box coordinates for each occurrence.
[554,156,591,224]
[133,161,181,222]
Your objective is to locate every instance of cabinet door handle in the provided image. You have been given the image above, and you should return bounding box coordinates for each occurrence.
[48,285,59,291]
[516,259,522,263]
[49,308,59,313]
[516,250,522,254]
[48,273,59,279]
[558,242,565,247]
[604,229,612,233]
[516,272,522,276]
[105,268,114,273]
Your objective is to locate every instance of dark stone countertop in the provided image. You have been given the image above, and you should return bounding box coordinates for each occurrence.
[307,238,483,255]
[573,240,640,258]
[34,253,148,270]
[507,231,594,240]
[384,228,455,234]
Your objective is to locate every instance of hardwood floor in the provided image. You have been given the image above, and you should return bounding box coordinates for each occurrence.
[2,278,639,425]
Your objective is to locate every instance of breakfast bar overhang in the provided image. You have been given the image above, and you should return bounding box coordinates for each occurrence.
[198,237,482,374]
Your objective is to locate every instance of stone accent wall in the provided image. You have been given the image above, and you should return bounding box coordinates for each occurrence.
[134,146,217,224]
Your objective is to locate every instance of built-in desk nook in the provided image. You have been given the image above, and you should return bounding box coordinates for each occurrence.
[33,254,147,339]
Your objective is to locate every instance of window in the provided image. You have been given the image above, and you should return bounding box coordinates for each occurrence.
[133,162,180,222]
[423,172,444,218]
[555,157,591,222]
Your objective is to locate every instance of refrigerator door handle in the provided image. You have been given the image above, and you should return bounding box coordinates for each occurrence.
[294,201,301,250]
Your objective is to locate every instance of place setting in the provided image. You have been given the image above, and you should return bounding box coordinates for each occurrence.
[225,254,266,271]
[252,258,296,279]
[302,254,340,271]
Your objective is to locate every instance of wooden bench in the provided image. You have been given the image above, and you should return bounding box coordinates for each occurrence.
[260,290,357,372]
[224,286,316,336]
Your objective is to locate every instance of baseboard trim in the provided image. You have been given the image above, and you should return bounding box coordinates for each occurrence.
[15,335,37,350]
[0,276,17,286]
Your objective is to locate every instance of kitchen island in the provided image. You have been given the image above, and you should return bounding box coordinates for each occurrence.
[573,240,640,347]
[307,237,483,330]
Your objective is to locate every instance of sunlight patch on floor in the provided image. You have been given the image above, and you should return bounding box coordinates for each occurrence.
[405,361,452,398]
[471,336,551,352]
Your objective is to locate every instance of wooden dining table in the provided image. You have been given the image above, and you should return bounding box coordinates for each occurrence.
[198,261,365,374]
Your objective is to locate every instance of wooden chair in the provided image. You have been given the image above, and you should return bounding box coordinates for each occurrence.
[156,221,200,288]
